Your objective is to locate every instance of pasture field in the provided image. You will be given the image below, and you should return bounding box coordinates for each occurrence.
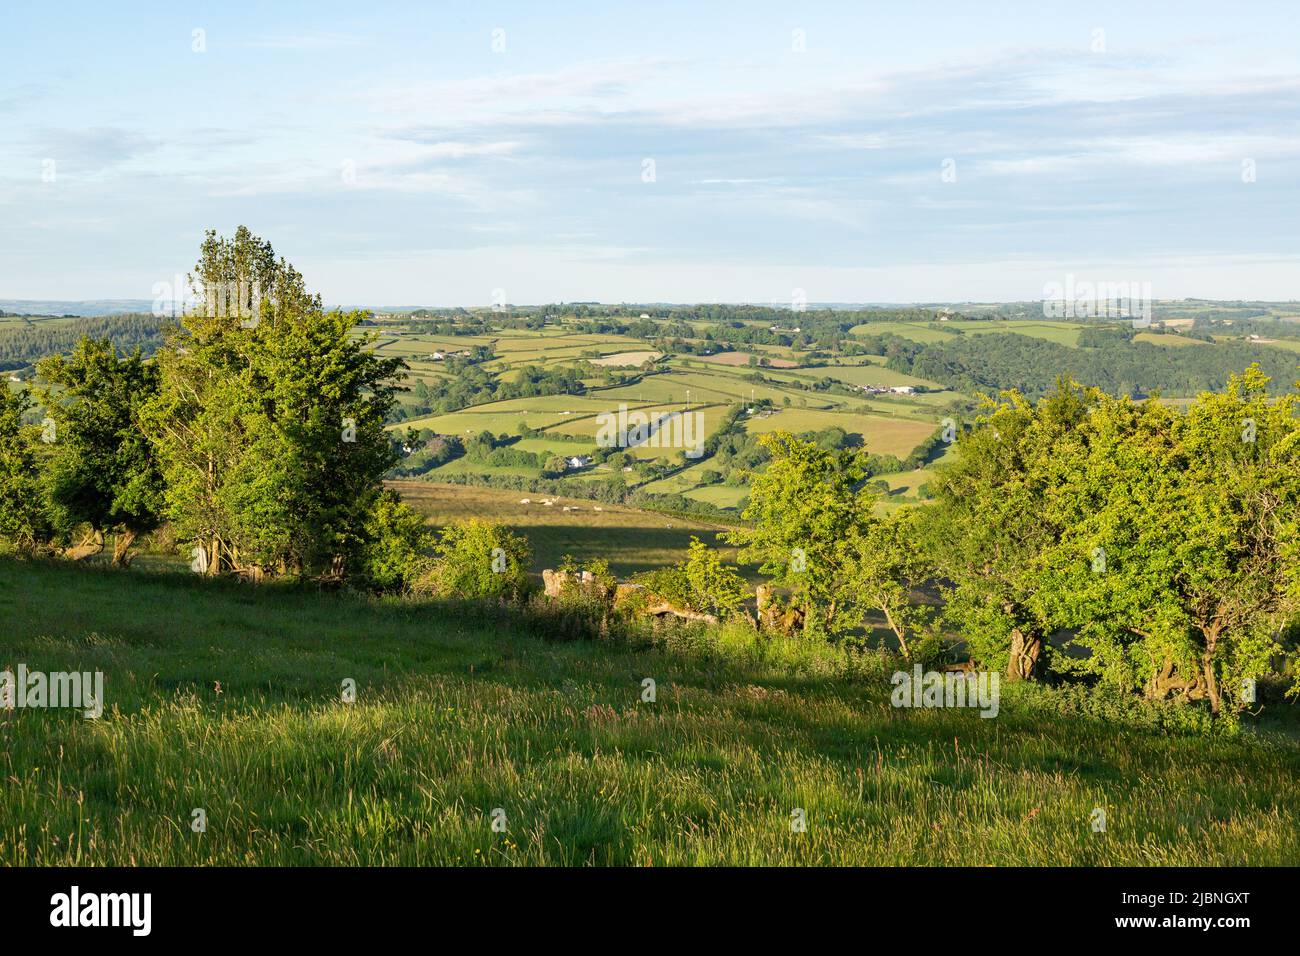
[390,481,733,576]
[955,320,1087,346]
[681,483,749,509]
[3,556,1298,866]
[694,351,798,368]
[815,362,945,390]
[589,351,660,366]
[849,319,1090,347]
[1134,332,1208,348]
[744,408,938,458]
[850,321,956,343]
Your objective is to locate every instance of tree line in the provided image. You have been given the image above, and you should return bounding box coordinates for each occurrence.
[0,313,169,372]
[725,369,1300,718]
[887,330,1299,398]
[0,227,420,587]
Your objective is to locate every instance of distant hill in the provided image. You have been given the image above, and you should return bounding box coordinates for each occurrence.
[0,299,155,317]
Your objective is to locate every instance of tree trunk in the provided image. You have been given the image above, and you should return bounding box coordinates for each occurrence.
[883,606,911,660]
[111,528,138,566]
[1202,632,1222,715]
[1005,627,1042,681]
[1145,657,1208,702]
[643,601,718,624]
[63,529,105,562]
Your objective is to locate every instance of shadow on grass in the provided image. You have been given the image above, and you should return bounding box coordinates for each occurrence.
[4,554,1299,798]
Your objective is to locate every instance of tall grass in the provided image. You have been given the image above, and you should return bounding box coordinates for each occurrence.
[1,557,1298,865]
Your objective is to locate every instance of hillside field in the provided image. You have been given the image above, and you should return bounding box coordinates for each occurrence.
[3,557,1298,866]
[391,481,736,577]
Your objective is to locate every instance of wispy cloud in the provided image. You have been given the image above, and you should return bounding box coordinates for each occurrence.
[3,3,1298,302]
[33,127,161,172]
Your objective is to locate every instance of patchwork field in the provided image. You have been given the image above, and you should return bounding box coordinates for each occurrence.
[368,311,974,533]
[850,319,1090,347]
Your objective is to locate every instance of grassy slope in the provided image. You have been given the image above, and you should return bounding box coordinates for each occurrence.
[2,557,1298,866]
[390,481,734,577]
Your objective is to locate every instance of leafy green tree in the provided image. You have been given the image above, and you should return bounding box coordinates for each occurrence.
[35,338,163,564]
[419,518,530,601]
[0,387,50,551]
[844,508,936,661]
[921,380,1092,679]
[724,431,874,637]
[1036,367,1300,714]
[145,227,405,578]
[356,489,434,593]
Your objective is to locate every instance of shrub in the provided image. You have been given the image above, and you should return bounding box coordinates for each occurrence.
[632,537,749,620]
[416,518,530,601]
[358,490,434,592]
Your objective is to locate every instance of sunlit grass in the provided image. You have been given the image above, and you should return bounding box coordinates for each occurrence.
[2,557,1297,866]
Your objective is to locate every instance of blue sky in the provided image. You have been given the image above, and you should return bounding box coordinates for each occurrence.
[2,1,1298,305]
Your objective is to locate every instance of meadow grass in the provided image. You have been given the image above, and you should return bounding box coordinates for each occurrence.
[744,408,938,458]
[389,481,734,576]
[850,321,958,343]
[1133,332,1210,348]
[2,556,1298,866]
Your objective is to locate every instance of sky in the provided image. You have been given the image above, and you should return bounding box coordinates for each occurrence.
[1,0,1298,306]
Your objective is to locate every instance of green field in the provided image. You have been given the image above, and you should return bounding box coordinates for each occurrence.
[1134,332,1208,348]
[3,556,1297,866]
[744,408,937,458]
[850,319,1089,347]
[392,481,733,576]
[373,312,970,510]
[956,320,1086,346]
[814,362,943,390]
[851,321,957,343]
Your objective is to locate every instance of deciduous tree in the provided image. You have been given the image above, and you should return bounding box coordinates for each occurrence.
[36,338,163,565]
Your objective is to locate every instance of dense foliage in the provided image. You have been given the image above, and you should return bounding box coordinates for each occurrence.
[36,338,164,563]
[889,330,1298,397]
[0,313,168,371]
[924,369,1300,714]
